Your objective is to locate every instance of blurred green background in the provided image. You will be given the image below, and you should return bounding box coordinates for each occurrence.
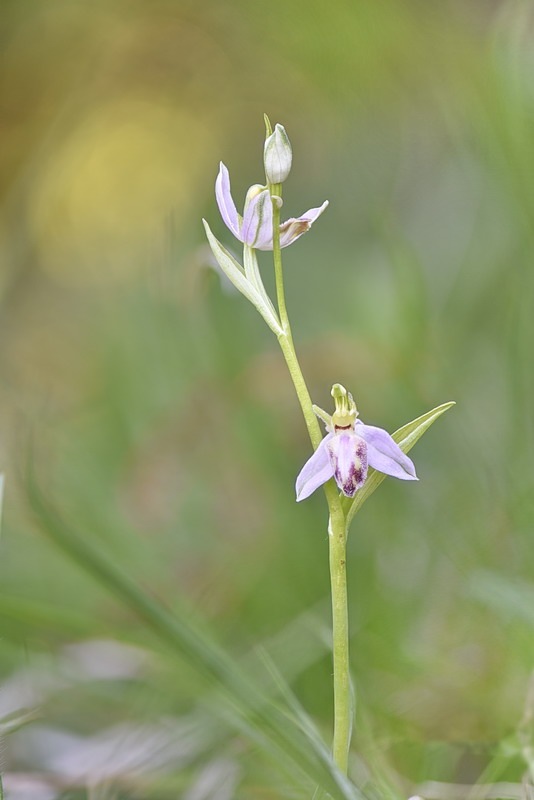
[2,0,534,797]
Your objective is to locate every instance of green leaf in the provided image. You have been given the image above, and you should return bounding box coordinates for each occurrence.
[345,401,455,529]
[203,220,283,336]
[243,244,279,322]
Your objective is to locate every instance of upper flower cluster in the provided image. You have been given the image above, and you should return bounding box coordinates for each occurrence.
[203,120,330,337]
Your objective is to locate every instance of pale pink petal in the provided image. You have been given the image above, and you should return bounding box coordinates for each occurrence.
[277,201,329,248]
[296,434,335,501]
[241,188,273,248]
[356,421,418,480]
[215,163,240,238]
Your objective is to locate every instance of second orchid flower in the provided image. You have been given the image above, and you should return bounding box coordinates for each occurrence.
[296,384,418,501]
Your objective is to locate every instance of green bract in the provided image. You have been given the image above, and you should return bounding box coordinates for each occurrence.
[344,401,455,527]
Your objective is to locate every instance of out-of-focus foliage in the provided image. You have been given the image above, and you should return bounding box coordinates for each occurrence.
[2,0,534,797]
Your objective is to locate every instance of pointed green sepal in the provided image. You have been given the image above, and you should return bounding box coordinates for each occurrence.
[312,404,333,430]
[203,220,283,336]
[243,245,280,323]
[264,113,273,138]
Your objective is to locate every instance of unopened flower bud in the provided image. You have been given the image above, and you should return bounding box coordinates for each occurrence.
[264,123,292,184]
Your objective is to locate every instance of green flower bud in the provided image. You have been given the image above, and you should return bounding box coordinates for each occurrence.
[264,123,293,184]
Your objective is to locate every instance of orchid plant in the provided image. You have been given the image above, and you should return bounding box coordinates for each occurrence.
[203,118,453,779]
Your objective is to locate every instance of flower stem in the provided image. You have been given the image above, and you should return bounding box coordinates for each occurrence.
[270,195,352,775]
[272,194,291,337]
[329,512,351,774]
[277,333,322,450]
[272,196,323,452]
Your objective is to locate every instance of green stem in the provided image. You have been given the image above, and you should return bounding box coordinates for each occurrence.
[272,198,325,452]
[271,190,291,336]
[329,512,351,773]
[277,333,322,450]
[270,194,352,774]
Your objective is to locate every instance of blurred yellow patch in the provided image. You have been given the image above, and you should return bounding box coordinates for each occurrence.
[31,99,214,286]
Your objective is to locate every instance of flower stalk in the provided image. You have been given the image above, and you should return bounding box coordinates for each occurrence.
[203,117,454,784]
[329,512,351,774]
[272,188,291,337]
[269,178,352,774]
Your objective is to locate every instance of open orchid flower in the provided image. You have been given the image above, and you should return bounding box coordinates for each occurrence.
[296,384,418,502]
[216,162,328,251]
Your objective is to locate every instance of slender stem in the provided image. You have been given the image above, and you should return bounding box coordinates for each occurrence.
[277,333,322,450]
[270,193,352,774]
[272,190,291,334]
[272,194,325,452]
[329,512,351,773]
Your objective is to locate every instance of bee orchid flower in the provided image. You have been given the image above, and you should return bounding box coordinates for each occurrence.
[216,162,328,251]
[296,384,418,502]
